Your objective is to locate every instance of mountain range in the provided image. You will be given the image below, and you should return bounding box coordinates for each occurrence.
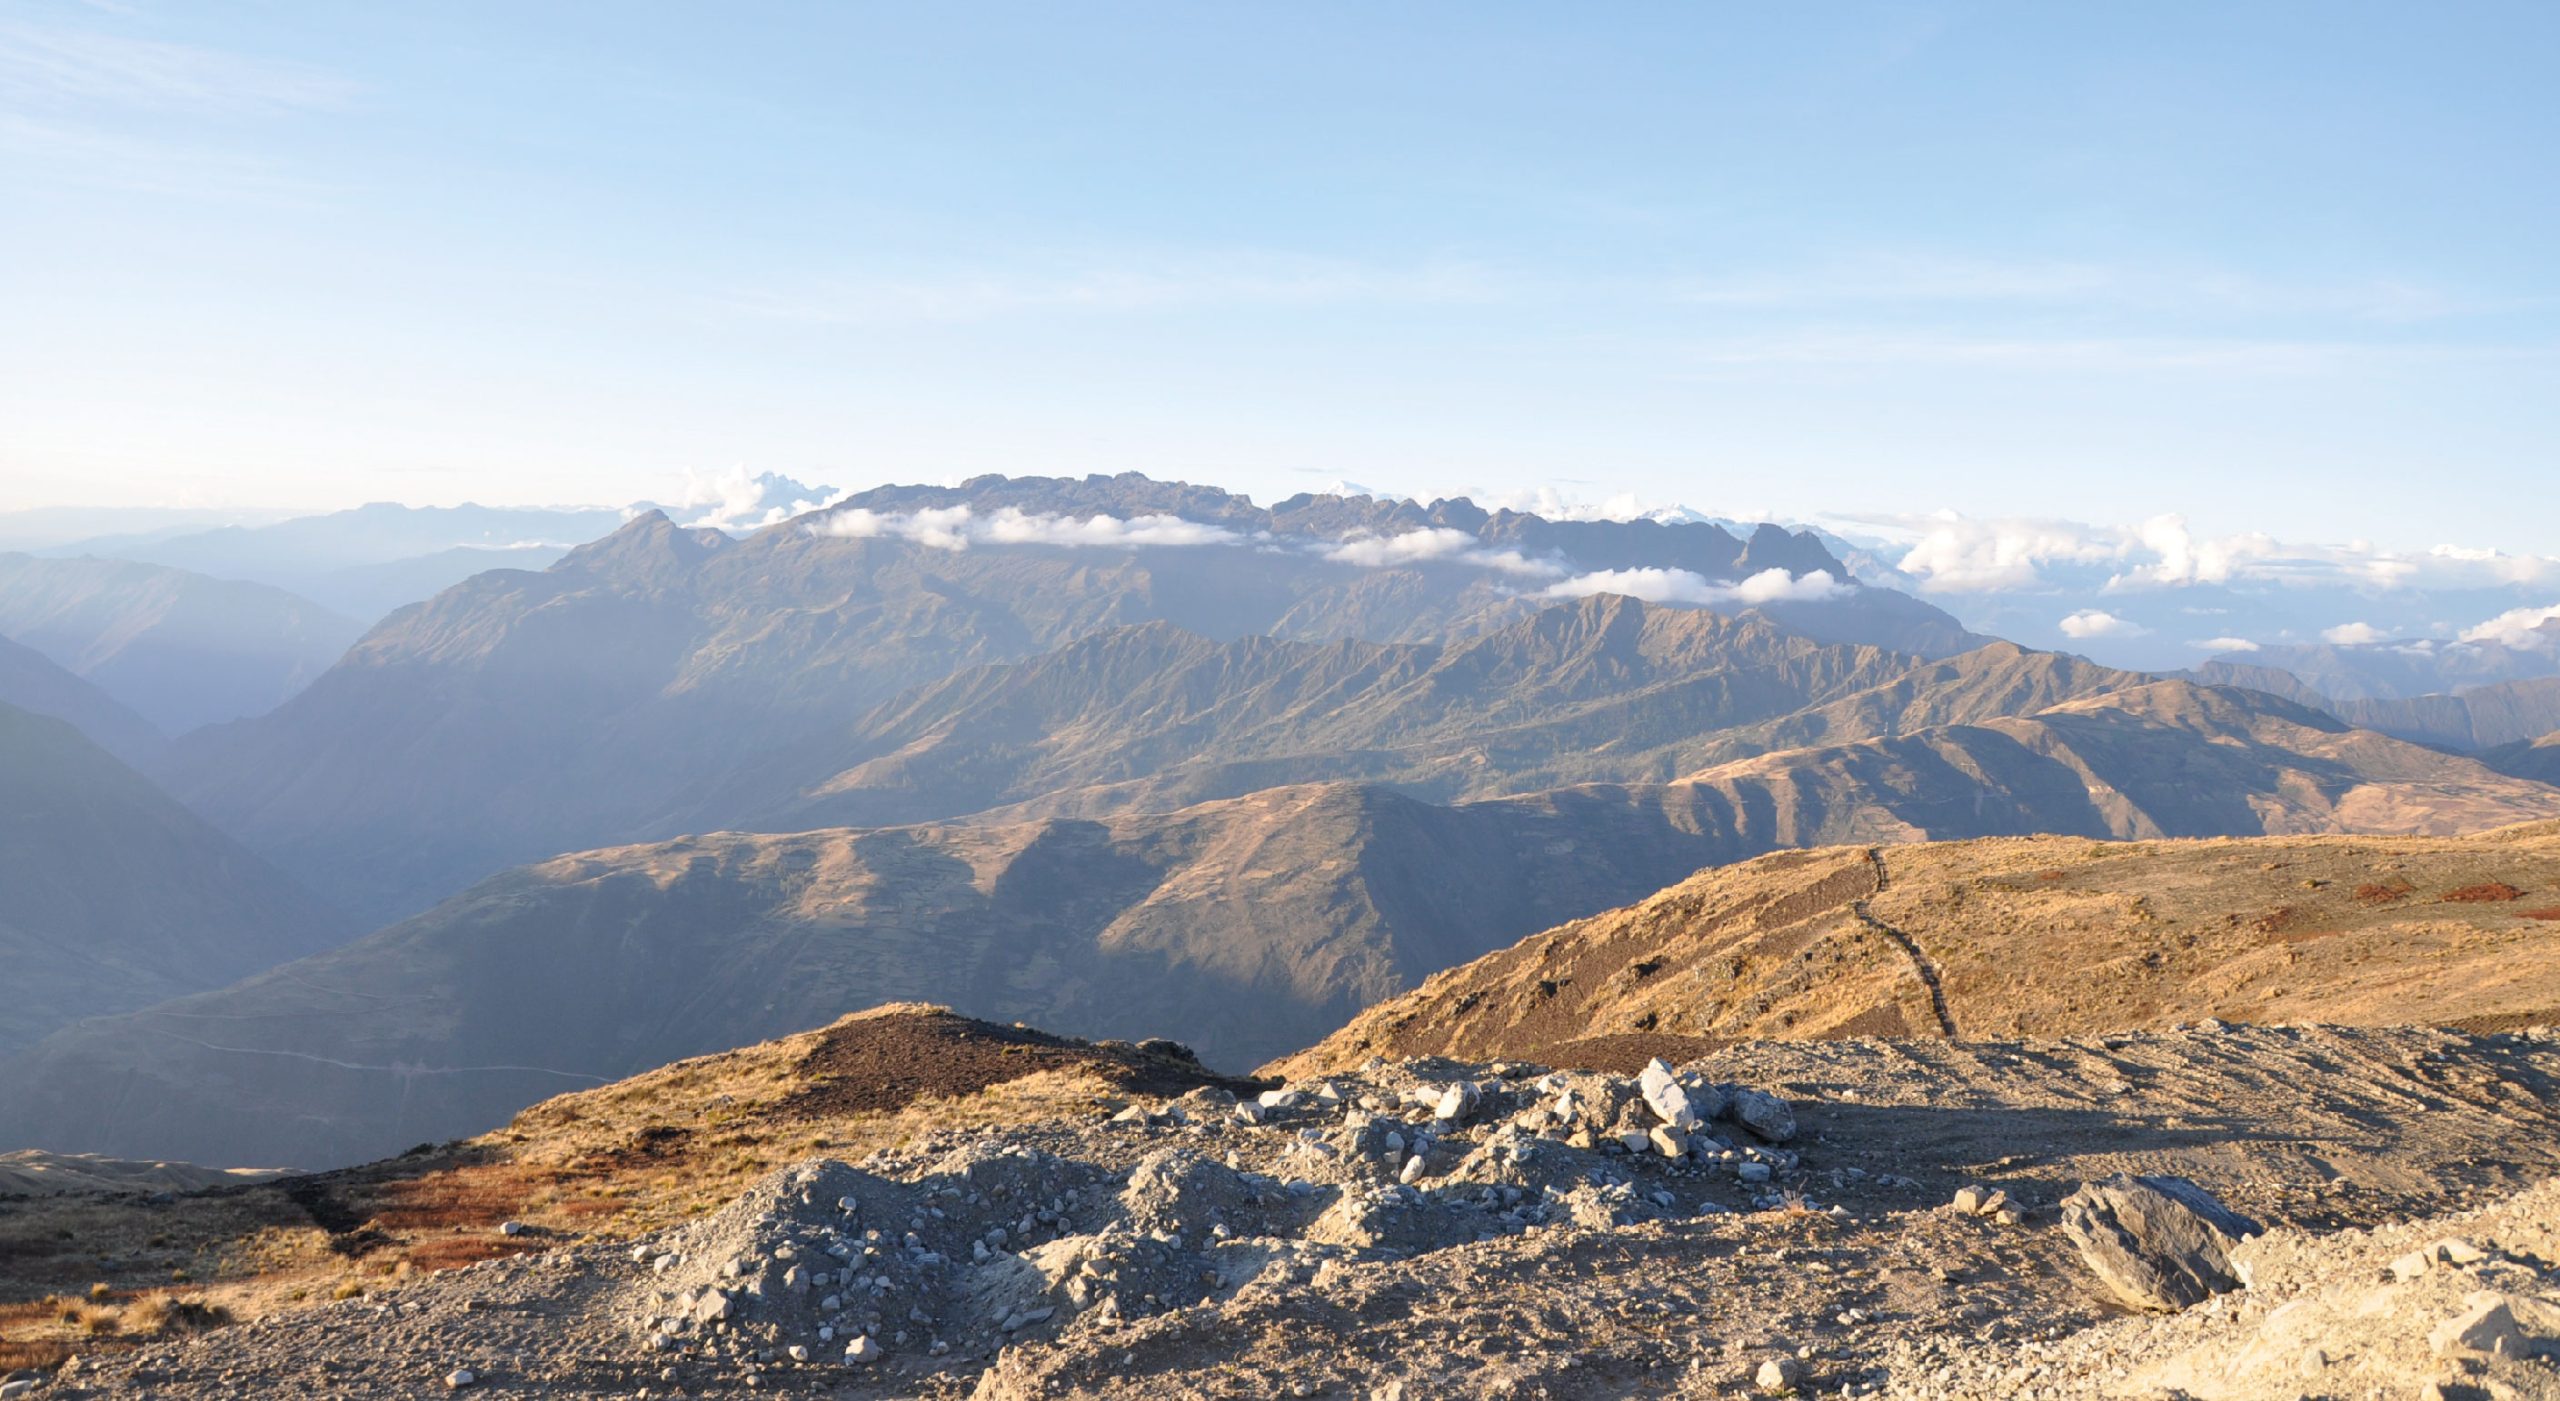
[158,489,1955,925]
[5,648,2546,1167]
[3,472,2555,1179]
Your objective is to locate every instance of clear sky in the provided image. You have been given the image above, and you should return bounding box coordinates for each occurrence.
[2,1,2554,550]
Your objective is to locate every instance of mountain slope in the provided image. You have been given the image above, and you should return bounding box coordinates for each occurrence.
[0,553,362,733]
[19,677,2554,1170]
[2485,731,2560,786]
[747,597,1915,830]
[0,783,1756,1168]
[1274,821,2560,1078]
[0,632,164,766]
[0,702,347,1053]
[2325,676,2560,751]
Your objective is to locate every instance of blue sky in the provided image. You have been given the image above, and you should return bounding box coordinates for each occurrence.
[2,1,2554,551]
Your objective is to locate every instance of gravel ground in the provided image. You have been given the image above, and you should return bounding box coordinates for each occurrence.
[22,1022,2559,1399]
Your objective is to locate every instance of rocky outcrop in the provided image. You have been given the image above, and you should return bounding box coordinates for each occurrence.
[2061,1173,2261,1312]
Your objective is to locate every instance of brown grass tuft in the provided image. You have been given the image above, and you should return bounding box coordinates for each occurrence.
[124,1294,232,1336]
[2444,882,2527,903]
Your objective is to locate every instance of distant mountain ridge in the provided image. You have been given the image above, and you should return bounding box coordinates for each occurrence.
[0,553,362,734]
[0,701,346,1054]
[0,633,164,766]
[161,481,1984,924]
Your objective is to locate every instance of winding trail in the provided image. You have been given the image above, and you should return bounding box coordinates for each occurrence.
[1851,846,1960,1038]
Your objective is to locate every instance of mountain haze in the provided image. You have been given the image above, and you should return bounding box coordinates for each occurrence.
[0,553,362,733]
[0,702,346,1053]
[0,632,164,766]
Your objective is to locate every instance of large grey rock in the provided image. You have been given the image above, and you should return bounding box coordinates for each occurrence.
[2060,1174,2262,1312]
[1638,1058,1704,1130]
[1725,1087,1797,1143]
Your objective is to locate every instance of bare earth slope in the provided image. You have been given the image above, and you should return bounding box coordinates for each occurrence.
[1276,822,2560,1078]
[0,702,347,1054]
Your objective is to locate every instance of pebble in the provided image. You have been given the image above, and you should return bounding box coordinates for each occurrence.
[1756,1356,1802,1391]
[445,1368,477,1389]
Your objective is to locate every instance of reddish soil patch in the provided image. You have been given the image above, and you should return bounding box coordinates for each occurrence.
[2443,882,2527,904]
[2355,879,2416,906]
[2251,906,2302,935]
[772,1011,1263,1122]
[2523,908,2560,922]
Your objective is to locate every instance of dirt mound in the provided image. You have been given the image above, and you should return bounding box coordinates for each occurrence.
[770,1006,1259,1122]
[1275,827,2560,1078]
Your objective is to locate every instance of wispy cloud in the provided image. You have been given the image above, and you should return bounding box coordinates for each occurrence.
[0,16,353,200]
[0,18,354,115]
[1683,330,2540,375]
[1675,254,2492,325]
[719,253,1504,325]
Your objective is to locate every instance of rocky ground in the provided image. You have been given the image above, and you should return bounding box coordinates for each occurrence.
[8,1020,2556,1398]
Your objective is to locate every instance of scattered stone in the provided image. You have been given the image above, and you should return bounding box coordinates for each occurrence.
[444,1369,477,1389]
[1727,1087,1798,1143]
[1755,1355,1803,1391]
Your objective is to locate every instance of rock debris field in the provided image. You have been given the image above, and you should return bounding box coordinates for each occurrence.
[22,1022,2560,1399]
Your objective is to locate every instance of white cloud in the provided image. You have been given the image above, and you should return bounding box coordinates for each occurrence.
[1320,528,1563,579]
[1859,508,2560,597]
[1469,485,1727,527]
[807,504,1244,551]
[673,467,843,532]
[1891,512,2122,592]
[2459,603,2560,649]
[2319,621,2386,646]
[2193,636,2262,654]
[2058,609,2145,639]
[1545,566,1845,608]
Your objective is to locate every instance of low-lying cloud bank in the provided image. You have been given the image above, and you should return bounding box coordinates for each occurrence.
[804,506,1849,610]
[1544,566,1845,607]
[1863,510,2560,597]
[813,504,1244,551]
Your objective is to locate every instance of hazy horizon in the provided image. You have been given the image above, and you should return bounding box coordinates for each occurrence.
[5,1,2557,553]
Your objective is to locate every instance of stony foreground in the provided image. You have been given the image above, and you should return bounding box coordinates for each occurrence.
[18,1022,2560,1398]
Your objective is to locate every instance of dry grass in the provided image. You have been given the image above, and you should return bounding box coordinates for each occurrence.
[2354,879,2416,906]
[2443,882,2527,903]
